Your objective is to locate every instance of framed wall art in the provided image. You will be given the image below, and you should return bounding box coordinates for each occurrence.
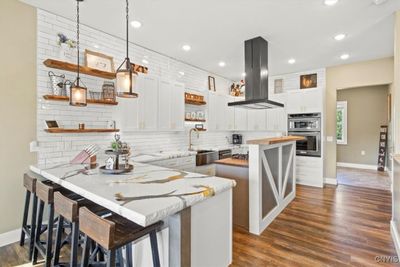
[84,49,115,72]
[208,76,216,91]
[300,73,317,89]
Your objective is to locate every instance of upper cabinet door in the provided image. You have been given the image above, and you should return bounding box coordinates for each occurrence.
[158,80,172,131]
[138,76,159,130]
[234,97,247,131]
[248,109,266,131]
[266,108,287,132]
[116,97,140,131]
[208,92,218,131]
[225,96,235,131]
[171,82,184,131]
[287,88,322,114]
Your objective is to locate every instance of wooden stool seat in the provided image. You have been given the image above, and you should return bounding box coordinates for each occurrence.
[79,207,163,267]
[52,191,110,267]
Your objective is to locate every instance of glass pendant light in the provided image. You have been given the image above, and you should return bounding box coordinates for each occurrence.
[116,0,138,98]
[70,0,87,106]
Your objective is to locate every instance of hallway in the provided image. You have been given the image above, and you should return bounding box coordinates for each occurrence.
[337,167,391,191]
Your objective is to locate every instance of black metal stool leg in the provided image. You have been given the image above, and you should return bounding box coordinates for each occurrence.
[32,200,45,265]
[149,231,161,267]
[117,248,124,267]
[70,221,80,266]
[20,190,31,246]
[53,215,64,266]
[44,203,54,267]
[81,235,91,267]
[125,244,133,267]
[29,193,38,260]
[106,249,116,267]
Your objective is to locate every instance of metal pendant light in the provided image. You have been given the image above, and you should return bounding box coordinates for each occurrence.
[116,0,138,98]
[70,0,87,107]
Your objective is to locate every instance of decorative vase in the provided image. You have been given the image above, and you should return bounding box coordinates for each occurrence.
[58,43,76,63]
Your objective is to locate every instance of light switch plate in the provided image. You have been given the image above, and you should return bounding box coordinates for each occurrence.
[326,136,334,142]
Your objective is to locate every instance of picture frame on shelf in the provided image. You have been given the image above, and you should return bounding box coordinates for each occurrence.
[208,76,216,91]
[300,73,317,89]
[45,120,59,129]
[84,49,115,72]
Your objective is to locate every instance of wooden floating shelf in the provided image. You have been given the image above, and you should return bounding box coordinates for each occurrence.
[185,99,207,106]
[43,95,118,105]
[45,128,120,134]
[43,59,148,80]
[185,118,206,122]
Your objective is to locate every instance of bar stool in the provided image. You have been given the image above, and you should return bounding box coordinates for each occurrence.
[52,191,109,267]
[32,180,81,267]
[19,173,38,260]
[79,207,163,267]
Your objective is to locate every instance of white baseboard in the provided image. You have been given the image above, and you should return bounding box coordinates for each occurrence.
[0,228,21,248]
[337,162,382,171]
[296,179,323,188]
[391,220,400,257]
[324,177,338,185]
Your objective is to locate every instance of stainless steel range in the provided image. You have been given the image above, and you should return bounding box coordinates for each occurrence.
[288,113,321,157]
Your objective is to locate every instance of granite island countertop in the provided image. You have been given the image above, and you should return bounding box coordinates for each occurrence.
[247,136,305,145]
[30,162,235,227]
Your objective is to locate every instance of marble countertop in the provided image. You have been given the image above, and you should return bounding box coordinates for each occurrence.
[30,162,235,227]
[131,151,197,163]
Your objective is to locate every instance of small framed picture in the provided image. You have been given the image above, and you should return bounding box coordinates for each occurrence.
[208,76,216,91]
[274,79,284,94]
[45,120,59,129]
[84,49,115,72]
[195,124,204,129]
[300,73,317,89]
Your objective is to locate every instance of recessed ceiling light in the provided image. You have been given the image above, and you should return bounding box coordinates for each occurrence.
[373,0,388,5]
[142,59,149,64]
[340,54,349,60]
[219,61,226,67]
[131,20,142,28]
[334,33,346,41]
[93,44,100,49]
[241,72,246,77]
[178,71,185,76]
[324,0,338,6]
[182,45,191,51]
[288,58,296,64]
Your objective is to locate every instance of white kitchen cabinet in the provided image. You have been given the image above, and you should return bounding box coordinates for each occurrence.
[233,97,247,131]
[208,93,235,131]
[247,110,266,131]
[117,75,158,131]
[286,88,322,114]
[158,80,185,131]
[171,82,185,131]
[266,108,287,132]
[208,92,218,131]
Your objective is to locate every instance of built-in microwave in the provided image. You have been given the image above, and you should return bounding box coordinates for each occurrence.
[288,131,321,157]
[288,113,321,132]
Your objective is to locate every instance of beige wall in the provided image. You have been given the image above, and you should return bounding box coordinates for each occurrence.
[0,0,36,234]
[395,11,400,154]
[325,57,394,179]
[337,85,389,165]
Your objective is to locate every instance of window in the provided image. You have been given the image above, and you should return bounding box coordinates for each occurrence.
[336,101,347,145]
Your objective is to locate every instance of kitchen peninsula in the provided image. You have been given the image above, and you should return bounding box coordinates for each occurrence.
[215,136,303,235]
[30,161,235,267]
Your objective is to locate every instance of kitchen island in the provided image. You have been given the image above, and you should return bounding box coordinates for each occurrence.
[30,161,235,267]
[216,136,303,235]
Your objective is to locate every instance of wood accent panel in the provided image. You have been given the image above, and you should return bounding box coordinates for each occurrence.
[23,173,36,193]
[247,136,305,145]
[54,192,79,222]
[1,184,397,266]
[184,118,206,122]
[36,181,55,204]
[214,158,249,168]
[44,59,116,79]
[43,95,118,106]
[185,99,207,106]
[45,128,120,133]
[44,59,148,79]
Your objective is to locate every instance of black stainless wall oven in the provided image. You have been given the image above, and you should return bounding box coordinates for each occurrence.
[288,113,321,157]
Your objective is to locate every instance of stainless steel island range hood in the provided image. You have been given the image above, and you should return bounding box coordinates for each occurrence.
[228,37,284,109]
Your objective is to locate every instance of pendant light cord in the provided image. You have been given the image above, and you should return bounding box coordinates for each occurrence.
[126,0,129,59]
[76,0,81,85]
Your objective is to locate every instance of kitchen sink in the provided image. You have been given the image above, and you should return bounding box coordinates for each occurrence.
[196,150,218,166]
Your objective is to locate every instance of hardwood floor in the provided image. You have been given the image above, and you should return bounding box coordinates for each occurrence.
[0,184,396,267]
[232,185,396,267]
[337,167,391,191]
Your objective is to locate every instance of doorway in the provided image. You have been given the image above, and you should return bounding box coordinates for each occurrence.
[335,84,392,190]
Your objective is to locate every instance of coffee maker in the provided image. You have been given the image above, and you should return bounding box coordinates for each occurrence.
[232,134,243,145]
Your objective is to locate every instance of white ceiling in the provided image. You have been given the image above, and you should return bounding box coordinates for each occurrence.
[21,0,400,80]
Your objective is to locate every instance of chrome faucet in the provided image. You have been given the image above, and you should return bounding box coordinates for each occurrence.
[189,128,200,151]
